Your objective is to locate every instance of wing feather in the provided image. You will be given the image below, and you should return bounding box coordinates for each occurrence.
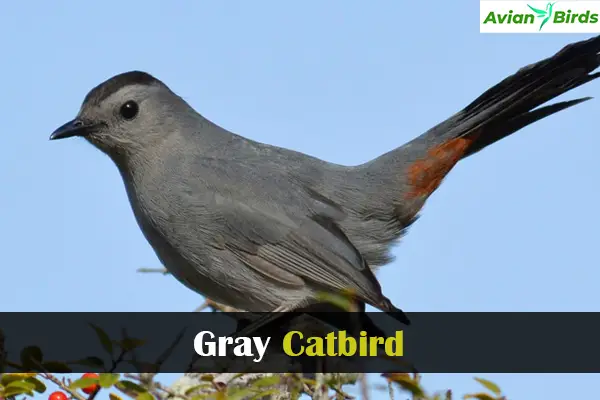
[211,193,384,305]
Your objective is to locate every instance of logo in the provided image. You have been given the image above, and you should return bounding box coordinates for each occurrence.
[480,1,600,33]
[528,2,555,31]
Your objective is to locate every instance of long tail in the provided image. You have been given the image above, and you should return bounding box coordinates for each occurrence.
[404,35,600,200]
[458,35,600,159]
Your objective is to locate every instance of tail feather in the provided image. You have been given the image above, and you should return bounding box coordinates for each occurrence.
[404,35,600,201]
[463,96,593,159]
[448,35,600,153]
[379,297,411,326]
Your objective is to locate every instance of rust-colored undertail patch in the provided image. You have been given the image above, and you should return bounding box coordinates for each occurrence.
[406,136,477,199]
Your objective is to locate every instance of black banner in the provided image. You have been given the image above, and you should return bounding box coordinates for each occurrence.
[1,312,598,373]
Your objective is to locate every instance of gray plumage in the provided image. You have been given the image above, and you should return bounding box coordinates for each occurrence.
[50,35,600,319]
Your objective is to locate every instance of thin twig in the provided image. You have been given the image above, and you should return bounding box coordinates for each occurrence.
[314,374,329,400]
[41,373,87,400]
[205,299,241,313]
[136,268,170,275]
[358,374,370,400]
[331,385,355,400]
[87,346,127,400]
[303,382,314,397]
[123,373,191,400]
[192,301,210,312]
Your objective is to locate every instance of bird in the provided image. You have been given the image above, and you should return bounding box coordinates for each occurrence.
[50,35,600,325]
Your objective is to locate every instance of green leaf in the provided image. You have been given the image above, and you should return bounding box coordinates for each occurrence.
[116,380,147,394]
[227,387,254,400]
[42,361,72,373]
[136,392,155,400]
[289,386,301,400]
[1,373,38,385]
[6,381,36,392]
[249,375,281,388]
[393,380,425,397]
[190,395,210,400]
[325,374,357,386]
[249,389,280,400]
[24,377,47,393]
[474,378,501,395]
[69,356,105,369]
[215,390,226,400]
[184,384,211,395]
[19,346,43,370]
[89,323,113,355]
[69,377,100,390]
[300,378,317,386]
[99,373,121,388]
[385,374,425,398]
[2,385,34,397]
[110,393,125,400]
[463,394,496,400]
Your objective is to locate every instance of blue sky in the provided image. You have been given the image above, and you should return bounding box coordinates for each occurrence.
[2,1,599,399]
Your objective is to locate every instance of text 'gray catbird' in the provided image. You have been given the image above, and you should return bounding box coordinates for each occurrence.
[50,35,600,324]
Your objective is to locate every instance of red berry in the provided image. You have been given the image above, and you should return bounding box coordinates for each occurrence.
[49,391,68,400]
[80,373,100,395]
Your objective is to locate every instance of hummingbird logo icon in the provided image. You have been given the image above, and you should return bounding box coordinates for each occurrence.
[528,2,556,31]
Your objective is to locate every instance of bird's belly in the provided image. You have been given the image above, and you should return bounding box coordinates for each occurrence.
[126,188,309,311]
[134,220,243,306]
[126,199,233,306]
[161,247,309,311]
[136,211,308,310]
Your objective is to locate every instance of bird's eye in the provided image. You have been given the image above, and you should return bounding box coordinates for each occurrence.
[119,100,139,120]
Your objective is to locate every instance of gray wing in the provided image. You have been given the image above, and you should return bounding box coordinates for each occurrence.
[206,191,385,307]
[164,155,386,305]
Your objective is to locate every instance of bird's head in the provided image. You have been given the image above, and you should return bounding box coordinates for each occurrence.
[50,71,190,161]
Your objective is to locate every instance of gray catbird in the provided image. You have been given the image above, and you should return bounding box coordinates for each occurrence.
[50,35,599,323]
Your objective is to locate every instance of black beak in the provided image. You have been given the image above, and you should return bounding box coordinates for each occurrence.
[49,119,98,141]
